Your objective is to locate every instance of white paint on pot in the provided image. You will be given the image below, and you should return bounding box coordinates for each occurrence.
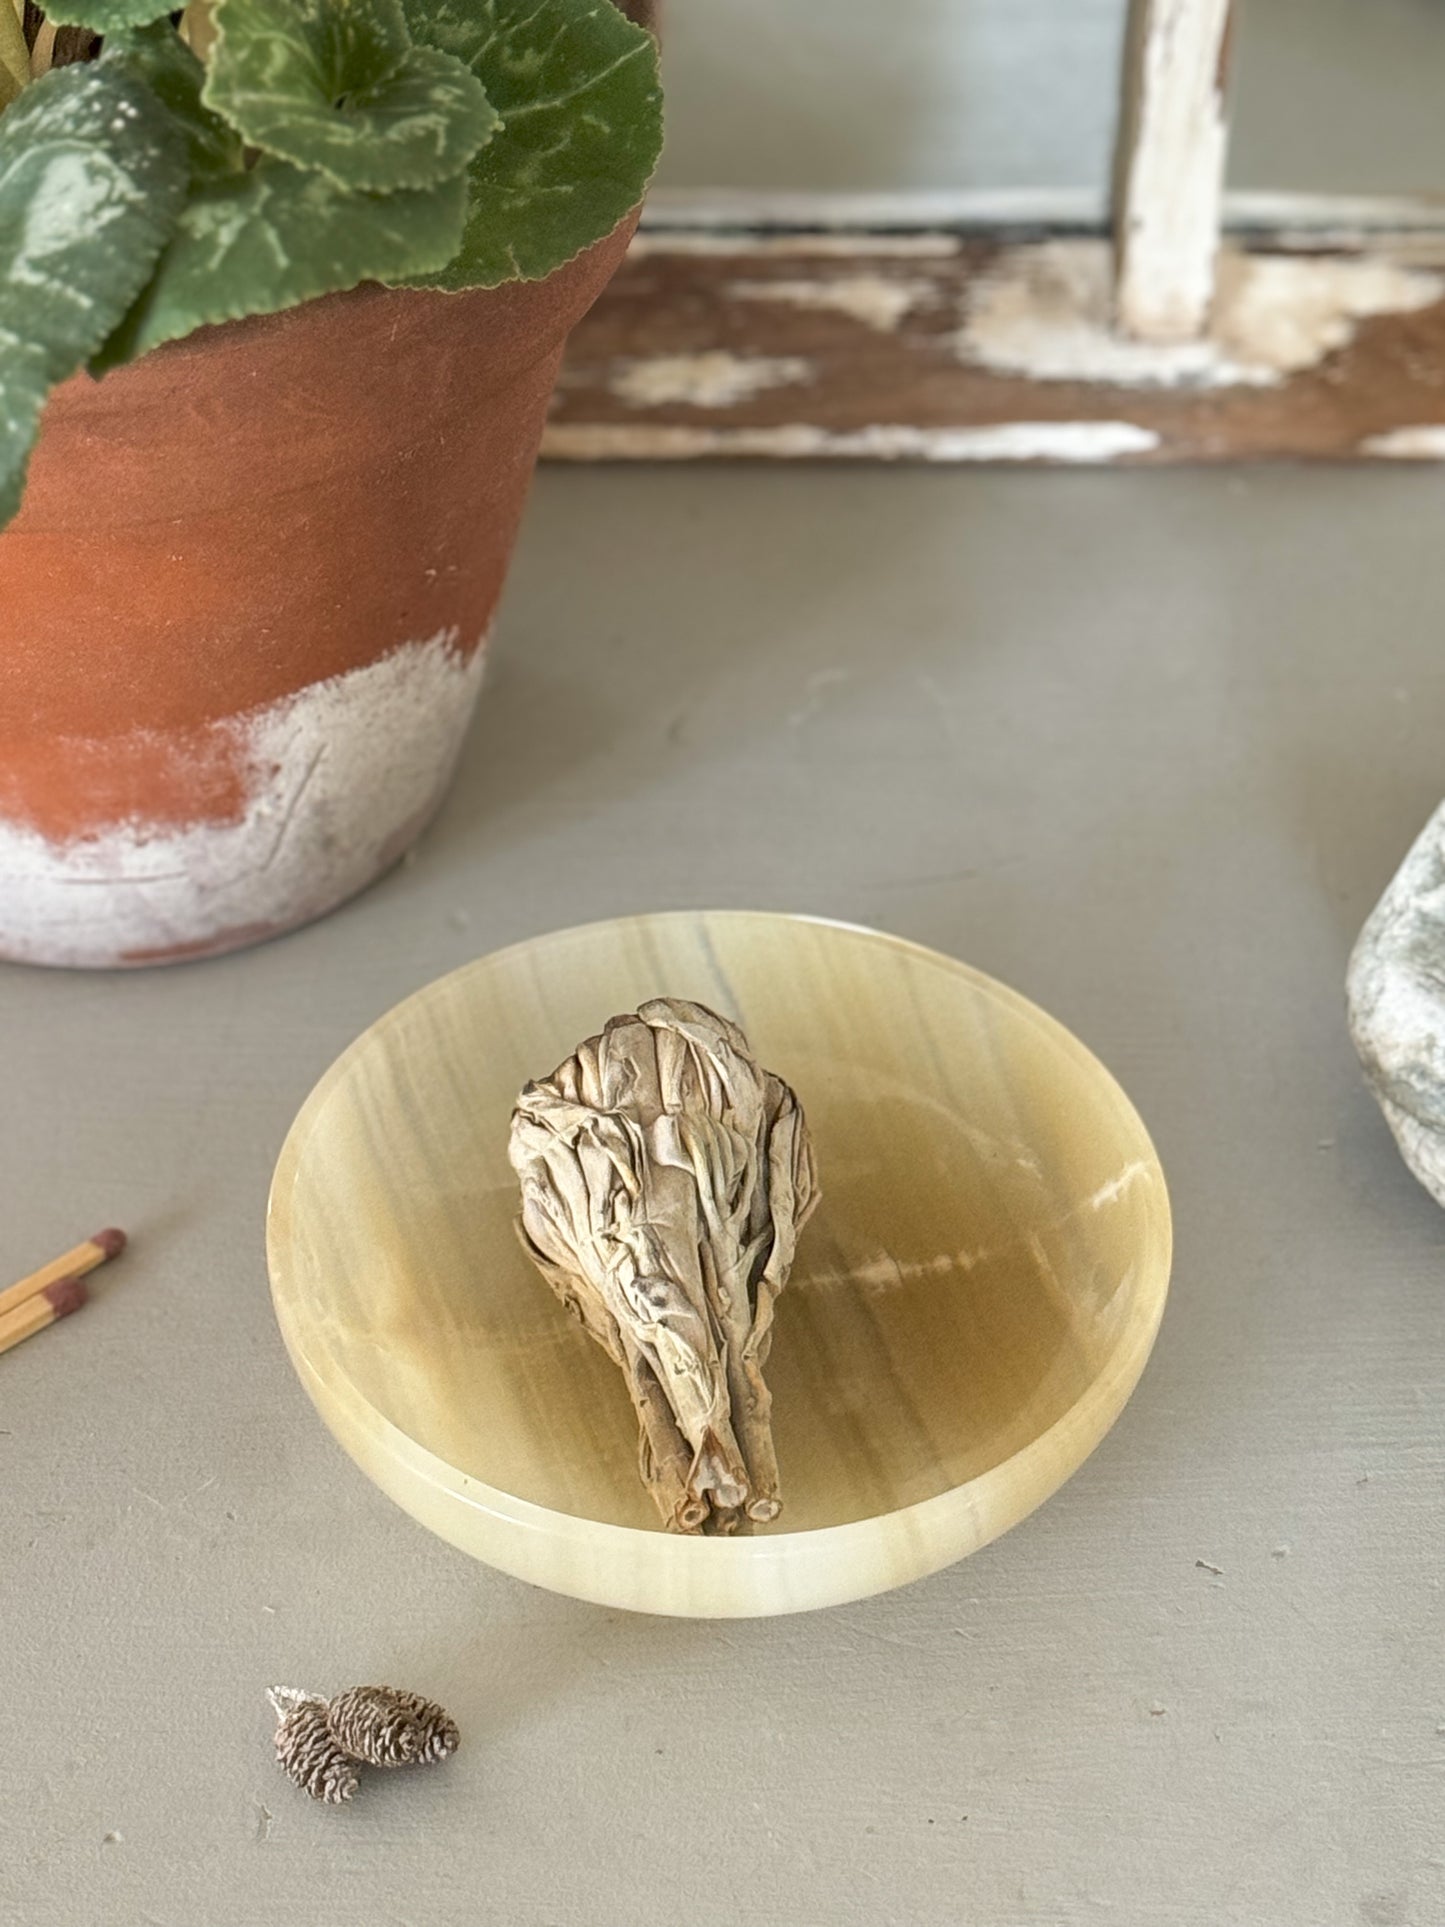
[609,351,814,409]
[0,628,487,968]
[544,420,1159,463]
[960,240,1445,387]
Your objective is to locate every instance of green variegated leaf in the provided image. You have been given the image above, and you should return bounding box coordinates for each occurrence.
[0,63,187,526]
[204,0,498,192]
[43,0,176,29]
[103,22,245,181]
[398,0,662,290]
[0,329,52,518]
[95,158,468,367]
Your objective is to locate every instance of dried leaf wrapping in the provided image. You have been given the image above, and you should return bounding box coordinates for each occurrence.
[508,998,819,1534]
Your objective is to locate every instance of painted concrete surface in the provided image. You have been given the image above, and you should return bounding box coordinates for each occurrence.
[3,461,1443,1927]
[5,3,1445,1921]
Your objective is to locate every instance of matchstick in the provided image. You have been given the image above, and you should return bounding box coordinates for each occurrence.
[0,1276,88,1359]
[0,1228,125,1324]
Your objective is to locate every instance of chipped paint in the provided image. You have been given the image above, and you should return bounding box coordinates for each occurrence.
[1114,0,1234,341]
[960,239,1445,387]
[1358,426,1445,459]
[610,351,814,410]
[545,421,1160,463]
[729,275,934,333]
[557,196,1445,465]
[0,629,487,968]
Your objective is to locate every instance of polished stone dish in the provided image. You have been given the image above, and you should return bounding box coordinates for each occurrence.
[267,910,1172,1617]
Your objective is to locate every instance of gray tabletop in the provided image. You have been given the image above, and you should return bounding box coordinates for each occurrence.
[3,462,1443,1927]
[6,4,1445,1920]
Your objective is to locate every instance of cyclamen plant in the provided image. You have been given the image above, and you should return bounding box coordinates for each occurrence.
[0,0,662,527]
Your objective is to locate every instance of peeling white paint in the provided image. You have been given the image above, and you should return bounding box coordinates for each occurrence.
[545,420,1159,463]
[1359,425,1445,459]
[960,239,1445,387]
[728,275,934,332]
[1114,0,1234,342]
[610,351,815,410]
[0,629,487,968]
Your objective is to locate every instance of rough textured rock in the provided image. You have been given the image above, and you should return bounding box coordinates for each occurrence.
[1347,800,1445,1207]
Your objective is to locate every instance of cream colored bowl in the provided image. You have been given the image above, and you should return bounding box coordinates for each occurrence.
[267,911,1171,1616]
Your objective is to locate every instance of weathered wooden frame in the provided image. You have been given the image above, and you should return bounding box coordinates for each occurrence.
[545,1,1445,465]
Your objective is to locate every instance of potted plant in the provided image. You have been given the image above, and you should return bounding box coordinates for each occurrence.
[0,0,660,967]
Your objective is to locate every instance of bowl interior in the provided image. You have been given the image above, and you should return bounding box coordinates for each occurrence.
[269,911,1170,1556]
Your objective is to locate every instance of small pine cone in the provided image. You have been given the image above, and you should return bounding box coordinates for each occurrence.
[269,1688,360,1804]
[326,1686,460,1768]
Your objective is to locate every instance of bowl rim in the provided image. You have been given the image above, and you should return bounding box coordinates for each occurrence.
[267,908,1173,1608]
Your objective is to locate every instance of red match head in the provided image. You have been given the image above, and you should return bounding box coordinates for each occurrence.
[44,1275,89,1319]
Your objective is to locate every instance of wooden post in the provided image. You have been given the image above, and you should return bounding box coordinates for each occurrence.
[1113,0,1234,342]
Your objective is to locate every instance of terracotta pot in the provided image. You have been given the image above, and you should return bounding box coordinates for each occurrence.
[0,217,635,967]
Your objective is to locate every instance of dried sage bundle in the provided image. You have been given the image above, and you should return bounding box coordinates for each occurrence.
[508,998,819,1535]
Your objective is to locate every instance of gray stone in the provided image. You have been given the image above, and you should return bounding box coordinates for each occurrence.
[1348,799,1445,1207]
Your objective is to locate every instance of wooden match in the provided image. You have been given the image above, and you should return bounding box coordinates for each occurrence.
[0,1227,125,1325]
[0,1275,89,1359]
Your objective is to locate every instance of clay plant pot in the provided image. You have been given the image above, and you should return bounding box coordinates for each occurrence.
[0,219,635,968]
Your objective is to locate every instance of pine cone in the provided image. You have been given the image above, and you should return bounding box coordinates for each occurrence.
[269,1688,360,1804]
[325,1685,460,1768]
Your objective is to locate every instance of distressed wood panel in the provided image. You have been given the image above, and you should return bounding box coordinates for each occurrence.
[546,194,1445,465]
